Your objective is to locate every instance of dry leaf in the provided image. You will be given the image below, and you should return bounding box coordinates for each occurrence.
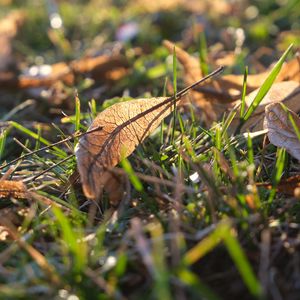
[163,40,300,125]
[75,97,173,201]
[0,11,25,72]
[0,180,28,199]
[163,40,257,124]
[257,175,300,196]
[75,68,222,202]
[0,53,128,89]
[231,81,300,133]
[264,102,300,161]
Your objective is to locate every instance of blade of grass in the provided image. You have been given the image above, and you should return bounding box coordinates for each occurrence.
[222,225,262,297]
[75,98,81,130]
[183,221,262,296]
[242,44,293,122]
[121,157,143,192]
[199,31,209,76]
[89,98,98,119]
[240,66,248,118]
[171,45,177,143]
[279,102,300,142]
[10,121,67,157]
[177,269,220,300]
[268,148,286,203]
[149,222,172,300]
[247,133,254,165]
[52,206,87,273]
[0,129,7,161]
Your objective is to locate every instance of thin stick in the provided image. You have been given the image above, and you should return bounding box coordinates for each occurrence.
[0,126,102,170]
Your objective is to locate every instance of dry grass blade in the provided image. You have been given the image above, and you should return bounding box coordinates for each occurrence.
[264,102,300,161]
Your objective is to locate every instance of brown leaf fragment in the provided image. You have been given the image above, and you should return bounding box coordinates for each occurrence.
[163,40,300,125]
[257,175,300,196]
[0,11,25,72]
[0,180,28,199]
[0,53,128,89]
[264,102,300,161]
[277,57,300,83]
[75,97,172,201]
[230,81,300,133]
[163,40,202,84]
[163,40,257,124]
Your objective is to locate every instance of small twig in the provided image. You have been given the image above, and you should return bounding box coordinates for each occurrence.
[0,126,103,171]
[24,154,74,182]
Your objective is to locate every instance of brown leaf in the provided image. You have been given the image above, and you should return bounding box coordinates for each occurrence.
[163,40,300,125]
[75,68,223,202]
[257,175,300,196]
[231,81,300,133]
[263,101,300,161]
[0,11,25,72]
[0,180,28,199]
[75,97,172,201]
[0,53,128,89]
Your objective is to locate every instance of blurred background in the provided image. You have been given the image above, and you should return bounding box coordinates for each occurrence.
[0,0,299,122]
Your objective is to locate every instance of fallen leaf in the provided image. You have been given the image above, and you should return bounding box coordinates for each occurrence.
[75,68,223,202]
[0,11,25,72]
[231,81,300,133]
[75,97,172,201]
[263,101,300,161]
[257,175,300,196]
[0,53,128,89]
[163,40,300,125]
[0,180,28,199]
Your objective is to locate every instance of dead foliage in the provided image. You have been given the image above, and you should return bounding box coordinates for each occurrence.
[264,102,300,161]
[163,40,300,125]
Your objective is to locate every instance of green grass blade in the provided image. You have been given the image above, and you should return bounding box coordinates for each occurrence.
[75,96,81,145]
[240,66,248,118]
[171,45,177,143]
[268,148,286,203]
[52,206,87,273]
[178,269,220,300]
[149,222,172,300]
[279,102,300,142]
[121,157,143,191]
[223,225,262,297]
[199,31,209,76]
[10,121,66,157]
[89,98,98,119]
[75,96,81,132]
[0,129,7,161]
[242,44,293,121]
[247,133,254,165]
[183,225,222,265]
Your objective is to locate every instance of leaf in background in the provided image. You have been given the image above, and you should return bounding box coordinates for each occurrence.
[0,11,25,72]
[264,102,300,161]
[258,175,300,196]
[75,97,172,201]
[242,44,293,122]
[163,40,299,125]
[0,180,28,199]
[230,81,300,133]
